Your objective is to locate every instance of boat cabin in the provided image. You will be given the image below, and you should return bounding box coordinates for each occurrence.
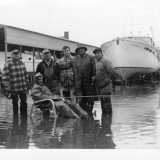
[121,37,155,47]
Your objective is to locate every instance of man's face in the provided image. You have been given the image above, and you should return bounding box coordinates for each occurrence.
[43,52,51,60]
[37,77,43,85]
[78,48,86,56]
[94,51,103,60]
[62,48,70,57]
[12,52,20,60]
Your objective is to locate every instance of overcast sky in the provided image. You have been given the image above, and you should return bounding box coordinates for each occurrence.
[0,0,160,47]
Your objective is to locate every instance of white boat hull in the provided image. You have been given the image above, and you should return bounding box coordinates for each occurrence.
[101,39,159,80]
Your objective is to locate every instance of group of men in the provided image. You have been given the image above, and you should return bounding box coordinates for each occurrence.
[1,43,116,118]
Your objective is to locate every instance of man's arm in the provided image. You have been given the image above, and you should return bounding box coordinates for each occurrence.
[56,60,73,70]
[90,56,96,85]
[24,63,31,89]
[31,87,53,101]
[36,62,42,74]
[2,62,10,90]
[104,59,116,79]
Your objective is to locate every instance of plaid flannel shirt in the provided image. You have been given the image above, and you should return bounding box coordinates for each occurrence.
[2,59,29,92]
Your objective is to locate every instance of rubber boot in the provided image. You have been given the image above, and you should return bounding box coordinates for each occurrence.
[87,101,94,114]
[20,103,27,115]
[12,94,19,114]
[101,97,112,114]
[13,104,18,114]
[42,109,50,117]
[20,93,28,115]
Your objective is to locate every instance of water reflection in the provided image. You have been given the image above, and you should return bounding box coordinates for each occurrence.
[79,114,115,149]
[5,114,28,149]
[0,83,160,149]
[29,113,115,149]
[30,116,77,148]
[111,84,160,149]
[95,113,115,149]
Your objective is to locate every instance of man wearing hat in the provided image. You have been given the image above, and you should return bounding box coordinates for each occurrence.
[30,72,88,118]
[72,43,96,113]
[93,48,116,114]
[36,49,70,95]
[2,49,30,114]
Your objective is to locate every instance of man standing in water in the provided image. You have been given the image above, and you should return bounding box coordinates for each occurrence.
[58,46,75,102]
[93,48,116,114]
[72,44,96,114]
[36,49,60,95]
[2,49,30,114]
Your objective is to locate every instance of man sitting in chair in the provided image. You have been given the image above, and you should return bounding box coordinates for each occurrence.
[30,72,88,118]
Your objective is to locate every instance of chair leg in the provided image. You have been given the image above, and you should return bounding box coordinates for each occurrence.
[30,104,34,117]
[50,101,57,118]
[30,99,57,119]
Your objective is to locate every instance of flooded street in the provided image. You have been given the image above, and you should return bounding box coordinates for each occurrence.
[0,83,160,149]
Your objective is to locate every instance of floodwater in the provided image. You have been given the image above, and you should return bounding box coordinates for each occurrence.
[0,83,160,149]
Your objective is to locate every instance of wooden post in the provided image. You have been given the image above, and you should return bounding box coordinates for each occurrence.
[4,26,7,62]
[19,46,22,59]
[32,47,35,87]
[33,47,35,77]
[53,50,57,63]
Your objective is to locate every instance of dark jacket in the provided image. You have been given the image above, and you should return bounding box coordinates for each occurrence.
[95,56,116,89]
[72,53,96,96]
[36,59,70,92]
[36,59,59,83]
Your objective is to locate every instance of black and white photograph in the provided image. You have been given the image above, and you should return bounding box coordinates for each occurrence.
[0,0,160,159]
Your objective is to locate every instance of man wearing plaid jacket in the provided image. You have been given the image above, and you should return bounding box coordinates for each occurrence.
[2,49,30,114]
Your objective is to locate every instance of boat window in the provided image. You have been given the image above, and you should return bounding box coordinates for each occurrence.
[22,46,33,55]
[7,44,20,52]
[153,42,155,47]
[134,37,152,45]
[156,49,160,61]
[34,48,43,59]
[121,37,133,40]
[22,46,44,60]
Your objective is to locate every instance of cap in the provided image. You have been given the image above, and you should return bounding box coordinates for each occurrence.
[35,72,43,78]
[75,44,87,53]
[93,48,102,54]
[12,49,19,54]
[42,49,50,54]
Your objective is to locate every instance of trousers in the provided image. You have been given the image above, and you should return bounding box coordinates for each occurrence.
[98,85,112,114]
[11,91,27,114]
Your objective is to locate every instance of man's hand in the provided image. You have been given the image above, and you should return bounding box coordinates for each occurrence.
[90,82,95,86]
[5,86,11,91]
[27,82,31,90]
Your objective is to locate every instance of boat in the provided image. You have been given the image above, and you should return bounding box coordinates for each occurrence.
[101,36,160,81]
